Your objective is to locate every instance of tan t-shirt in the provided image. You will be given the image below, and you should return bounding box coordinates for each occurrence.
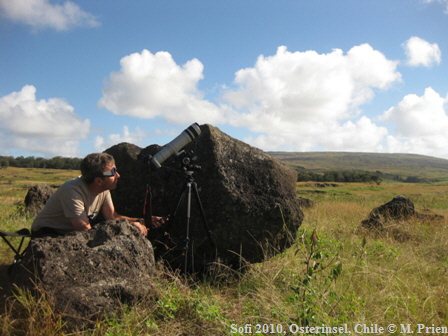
[31,177,113,234]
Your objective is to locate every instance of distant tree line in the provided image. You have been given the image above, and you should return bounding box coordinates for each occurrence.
[0,156,82,170]
[296,169,383,184]
[297,168,439,184]
[392,175,434,183]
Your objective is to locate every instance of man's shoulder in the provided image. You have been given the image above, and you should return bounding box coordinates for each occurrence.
[60,177,84,187]
[57,177,87,194]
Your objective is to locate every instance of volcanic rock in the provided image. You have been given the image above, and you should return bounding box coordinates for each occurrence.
[105,124,304,271]
[24,184,54,216]
[360,196,444,242]
[14,220,156,331]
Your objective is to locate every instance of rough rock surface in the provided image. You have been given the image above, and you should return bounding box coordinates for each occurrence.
[24,184,54,216]
[15,220,156,330]
[361,196,416,230]
[297,196,314,208]
[360,196,444,242]
[105,124,304,271]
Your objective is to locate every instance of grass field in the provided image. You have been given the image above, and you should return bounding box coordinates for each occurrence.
[1,167,447,335]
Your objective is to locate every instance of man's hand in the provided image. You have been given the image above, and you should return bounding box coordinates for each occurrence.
[151,216,168,228]
[130,221,148,236]
[128,216,167,235]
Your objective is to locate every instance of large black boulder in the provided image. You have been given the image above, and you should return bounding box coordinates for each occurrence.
[14,220,156,331]
[105,124,304,271]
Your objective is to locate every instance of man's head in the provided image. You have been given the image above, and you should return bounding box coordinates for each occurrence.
[80,153,119,187]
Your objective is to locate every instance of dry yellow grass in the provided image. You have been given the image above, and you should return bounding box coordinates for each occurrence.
[1,173,447,334]
[297,182,448,328]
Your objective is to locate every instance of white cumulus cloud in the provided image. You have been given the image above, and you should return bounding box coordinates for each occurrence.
[94,126,148,152]
[0,85,90,157]
[98,50,223,125]
[97,43,448,158]
[94,125,176,152]
[381,87,448,137]
[403,36,441,67]
[0,0,99,31]
[222,45,401,152]
[381,87,448,157]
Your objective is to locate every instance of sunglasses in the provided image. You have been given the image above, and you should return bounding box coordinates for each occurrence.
[101,166,118,177]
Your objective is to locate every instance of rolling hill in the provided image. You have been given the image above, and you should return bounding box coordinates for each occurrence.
[268,152,448,181]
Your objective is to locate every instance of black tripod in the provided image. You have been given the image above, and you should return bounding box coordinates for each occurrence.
[171,155,216,274]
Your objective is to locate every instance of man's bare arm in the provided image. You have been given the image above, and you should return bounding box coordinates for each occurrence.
[69,216,91,231]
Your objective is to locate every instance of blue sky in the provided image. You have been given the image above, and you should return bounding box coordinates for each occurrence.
[1,0,448,159]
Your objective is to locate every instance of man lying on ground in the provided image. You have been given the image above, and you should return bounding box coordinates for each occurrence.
[31,153,164,238]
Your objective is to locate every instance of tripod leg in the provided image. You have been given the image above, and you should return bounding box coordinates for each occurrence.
[169,180,217,273]
[192,183,217,252]
[184,182,192,274]
[171,185,188,219]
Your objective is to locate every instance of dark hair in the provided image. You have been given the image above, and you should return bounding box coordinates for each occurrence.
[80,153,115,183]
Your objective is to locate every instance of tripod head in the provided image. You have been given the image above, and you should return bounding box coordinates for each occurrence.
[178,149,201,175]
